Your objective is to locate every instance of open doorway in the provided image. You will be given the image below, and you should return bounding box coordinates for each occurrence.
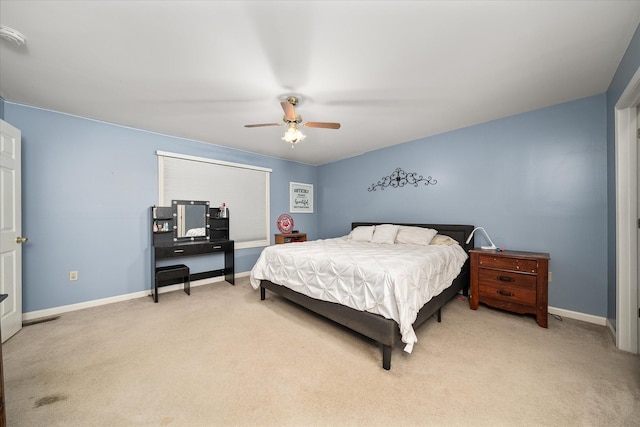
[615,65,640,354]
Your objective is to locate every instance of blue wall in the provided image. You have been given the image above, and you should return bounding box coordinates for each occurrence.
[2,94,613,317]
[4,104,317,312]
[318,95,608,317]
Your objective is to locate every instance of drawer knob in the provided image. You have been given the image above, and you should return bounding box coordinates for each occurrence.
[498,276,515,282]
[497,290,515,297]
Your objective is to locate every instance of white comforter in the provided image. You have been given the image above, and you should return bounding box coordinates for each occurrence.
[249,237,468,353]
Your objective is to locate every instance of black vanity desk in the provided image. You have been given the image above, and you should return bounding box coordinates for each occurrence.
[151,204,234,302]
[153,240,234,283]
[153,240,235,285]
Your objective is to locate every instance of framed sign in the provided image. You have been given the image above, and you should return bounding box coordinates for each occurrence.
[290,182,313,213]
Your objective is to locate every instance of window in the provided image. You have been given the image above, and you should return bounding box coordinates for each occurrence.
[157,151,271,249]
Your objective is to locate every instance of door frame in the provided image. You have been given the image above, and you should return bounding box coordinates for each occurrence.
[615,64,640,354]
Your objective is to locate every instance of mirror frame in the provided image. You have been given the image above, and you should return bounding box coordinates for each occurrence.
[172,200,210,242]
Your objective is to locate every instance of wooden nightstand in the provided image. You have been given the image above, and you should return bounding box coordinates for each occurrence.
[469,249,550,328]
[274,233,307,244]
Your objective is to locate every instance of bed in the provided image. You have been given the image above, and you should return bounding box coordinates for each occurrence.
[250,222,475,370]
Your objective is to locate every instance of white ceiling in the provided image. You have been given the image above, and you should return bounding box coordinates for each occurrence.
[1,1,639,165]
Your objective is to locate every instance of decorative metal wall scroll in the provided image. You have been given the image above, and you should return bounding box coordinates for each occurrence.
[368,167,437,191]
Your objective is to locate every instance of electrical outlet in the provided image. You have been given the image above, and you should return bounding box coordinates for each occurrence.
[548,272,552,283]
[69,271,78,281]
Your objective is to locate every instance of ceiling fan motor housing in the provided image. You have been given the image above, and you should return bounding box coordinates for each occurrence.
[283,114,302,124]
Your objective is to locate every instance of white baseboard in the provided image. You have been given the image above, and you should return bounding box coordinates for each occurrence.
[548,306,607,326]
[22,272,250,322]
[23,280,606,327]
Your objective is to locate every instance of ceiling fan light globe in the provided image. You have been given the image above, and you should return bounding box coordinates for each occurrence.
[282,127,306,144]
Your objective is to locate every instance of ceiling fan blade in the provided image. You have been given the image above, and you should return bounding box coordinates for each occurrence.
[244,123,282,128]
[281,101,297,121]
[303,122,341,129]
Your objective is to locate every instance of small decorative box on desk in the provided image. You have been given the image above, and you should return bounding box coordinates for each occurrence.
[469,249,550,328]
[274,233,307,244]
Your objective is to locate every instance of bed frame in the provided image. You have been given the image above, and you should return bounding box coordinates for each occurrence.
[259,222,475,370]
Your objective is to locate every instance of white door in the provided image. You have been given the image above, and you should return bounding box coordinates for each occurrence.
[0,119,23,342]
[637,106,640,347]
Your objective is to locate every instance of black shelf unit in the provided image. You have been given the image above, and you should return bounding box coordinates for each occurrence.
[152,206,175,245]
[209,207,230,241]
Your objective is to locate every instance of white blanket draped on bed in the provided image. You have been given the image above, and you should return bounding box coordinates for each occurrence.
[249,237,468,353]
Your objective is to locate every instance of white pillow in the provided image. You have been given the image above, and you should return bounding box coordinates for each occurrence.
[395,226,438,245]
[349,226,375,242]
[430,234,459,246]
[371,224,399,244]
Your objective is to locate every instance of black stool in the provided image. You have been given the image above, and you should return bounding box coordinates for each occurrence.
[153,264,190,303]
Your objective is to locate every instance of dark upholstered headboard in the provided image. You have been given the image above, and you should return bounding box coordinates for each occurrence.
[351,222,475,254]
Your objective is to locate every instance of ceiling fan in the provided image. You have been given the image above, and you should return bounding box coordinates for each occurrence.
[244,96,341,146]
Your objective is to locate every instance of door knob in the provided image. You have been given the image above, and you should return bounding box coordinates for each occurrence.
[16,236,28,244]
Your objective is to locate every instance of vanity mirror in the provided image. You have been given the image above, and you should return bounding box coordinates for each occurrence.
[172,200,210,241]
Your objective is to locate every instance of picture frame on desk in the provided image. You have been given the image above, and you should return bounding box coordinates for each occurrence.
[290,182,313,213]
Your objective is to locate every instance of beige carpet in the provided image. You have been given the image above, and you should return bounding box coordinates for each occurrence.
[4,276,640,426]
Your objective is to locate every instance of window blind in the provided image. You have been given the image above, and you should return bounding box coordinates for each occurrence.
[157,151,271,249]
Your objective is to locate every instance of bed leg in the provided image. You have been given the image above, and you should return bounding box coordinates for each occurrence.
[382,345,391,370]
[260,286,265,301]
[437,308,441,323]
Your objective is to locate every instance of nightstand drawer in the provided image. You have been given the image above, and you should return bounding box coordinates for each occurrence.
[478,254,538,273]
[478,282,536,305]
[478,269,536,291]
